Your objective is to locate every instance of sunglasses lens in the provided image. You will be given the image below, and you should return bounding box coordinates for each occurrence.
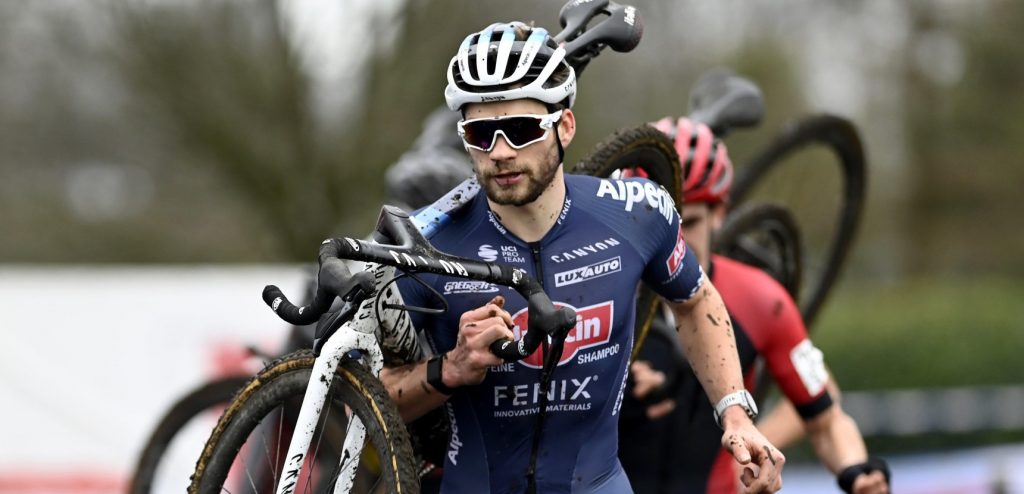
[502,117,547,146]
[462,120,500,150]
[462,116,548,150]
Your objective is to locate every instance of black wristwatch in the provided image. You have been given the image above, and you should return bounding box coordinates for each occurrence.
[427,354,457,395]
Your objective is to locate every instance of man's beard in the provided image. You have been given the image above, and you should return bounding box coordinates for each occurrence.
[477,143,560,207]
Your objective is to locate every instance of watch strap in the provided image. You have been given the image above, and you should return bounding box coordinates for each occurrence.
[713,389,758,429]
[427,354,457,395]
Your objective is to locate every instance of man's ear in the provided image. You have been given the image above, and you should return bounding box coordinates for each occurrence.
[558,109,576,147]
[710,202,728,230]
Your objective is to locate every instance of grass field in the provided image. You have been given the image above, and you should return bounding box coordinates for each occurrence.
[810,276,1024,390]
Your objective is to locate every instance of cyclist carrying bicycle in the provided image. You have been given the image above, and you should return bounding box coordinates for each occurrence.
[379,21,785,494]
[618,117,891,494]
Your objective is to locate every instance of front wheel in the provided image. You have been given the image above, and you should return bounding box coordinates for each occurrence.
[189,350,418,494]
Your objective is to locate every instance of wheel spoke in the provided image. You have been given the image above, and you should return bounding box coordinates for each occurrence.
[258,411,278,490]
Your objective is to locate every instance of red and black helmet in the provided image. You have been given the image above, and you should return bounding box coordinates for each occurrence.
[650,117,733,204]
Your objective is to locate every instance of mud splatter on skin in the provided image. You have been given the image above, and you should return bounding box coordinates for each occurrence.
[706,313,720,326]
[397,388,404,398]
[765,446,777,466]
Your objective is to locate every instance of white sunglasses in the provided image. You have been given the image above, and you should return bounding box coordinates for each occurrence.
[457,110,563,152]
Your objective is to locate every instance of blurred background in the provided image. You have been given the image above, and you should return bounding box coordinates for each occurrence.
[1,0,1022,493]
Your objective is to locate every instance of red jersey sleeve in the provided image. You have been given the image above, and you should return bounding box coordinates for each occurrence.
[712,256,833,418]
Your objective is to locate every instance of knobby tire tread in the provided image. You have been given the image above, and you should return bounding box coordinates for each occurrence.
[189,350,418,494]
[713,202,804,300]
[130,376,250,494]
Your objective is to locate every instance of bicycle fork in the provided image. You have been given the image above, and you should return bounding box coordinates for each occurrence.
[273,329,384,494]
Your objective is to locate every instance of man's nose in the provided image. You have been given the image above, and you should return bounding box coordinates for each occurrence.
[488,131,518,161]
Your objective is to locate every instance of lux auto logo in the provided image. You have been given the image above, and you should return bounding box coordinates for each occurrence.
[553,256,621,287]
[510,301,614,368]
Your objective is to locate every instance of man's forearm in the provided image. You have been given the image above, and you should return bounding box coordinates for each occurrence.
[671,280,746,404]
[805,406,869,473]
[380,360,450,422]
[758,399,807,448]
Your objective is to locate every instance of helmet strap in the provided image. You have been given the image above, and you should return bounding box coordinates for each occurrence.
[553,123,565,164]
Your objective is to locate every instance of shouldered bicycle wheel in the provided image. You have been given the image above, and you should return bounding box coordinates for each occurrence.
[731,114,866,328]
[573,123,684,359]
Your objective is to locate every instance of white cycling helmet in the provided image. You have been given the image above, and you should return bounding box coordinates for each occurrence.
[444,22,577,111]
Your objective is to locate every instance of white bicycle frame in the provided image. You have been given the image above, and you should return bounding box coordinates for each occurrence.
[272,178,483,494]
[273,261,418,494]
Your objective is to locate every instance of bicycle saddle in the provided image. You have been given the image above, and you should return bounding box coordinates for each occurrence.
[687,67,765,136]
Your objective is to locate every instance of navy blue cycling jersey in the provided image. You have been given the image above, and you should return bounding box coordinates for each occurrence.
[398,174,704,494]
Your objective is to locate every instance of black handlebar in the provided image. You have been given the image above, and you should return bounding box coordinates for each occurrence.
[263,206,577,362]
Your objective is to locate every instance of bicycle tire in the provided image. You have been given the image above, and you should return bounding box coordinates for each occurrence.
[573,124,683,360]
[189,350,418,494]
[713,202,803,300]
[131,376,250,494]
[731,114,866,328]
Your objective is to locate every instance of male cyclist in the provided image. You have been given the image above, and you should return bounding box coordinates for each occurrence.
[380,22,785,494]
[617,117,891,494]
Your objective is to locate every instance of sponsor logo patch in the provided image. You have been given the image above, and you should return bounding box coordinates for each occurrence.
[492,376,597,417]
[443,281,499,295]
[554,256,621,287]
[510,301,614,368]
[665,223,686,278]
[596,178,677,224]
[549,237,620,263]
[499,245,526,263]
[478,244,498,262]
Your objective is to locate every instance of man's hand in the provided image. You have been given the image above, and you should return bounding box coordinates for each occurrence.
[721,408,786,493]
[444,295,515,387]
[630,361,676,419]
[851,471,889,494]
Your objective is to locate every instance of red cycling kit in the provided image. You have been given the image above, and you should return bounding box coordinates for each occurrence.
[618,254,834,494]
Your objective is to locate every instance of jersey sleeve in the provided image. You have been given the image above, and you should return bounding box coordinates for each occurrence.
[757,287,834,419]
[628,179,705,302]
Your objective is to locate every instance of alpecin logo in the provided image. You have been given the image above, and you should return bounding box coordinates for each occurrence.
[596,178,677,224]
[554,256,621,287]
[510,301,614,368]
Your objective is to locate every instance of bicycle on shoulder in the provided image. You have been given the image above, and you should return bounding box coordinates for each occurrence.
[186,2,651,494]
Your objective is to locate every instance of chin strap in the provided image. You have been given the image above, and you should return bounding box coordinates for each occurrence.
[553,124,565,164]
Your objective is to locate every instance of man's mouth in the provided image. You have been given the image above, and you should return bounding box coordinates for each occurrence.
[493,171,525,186]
